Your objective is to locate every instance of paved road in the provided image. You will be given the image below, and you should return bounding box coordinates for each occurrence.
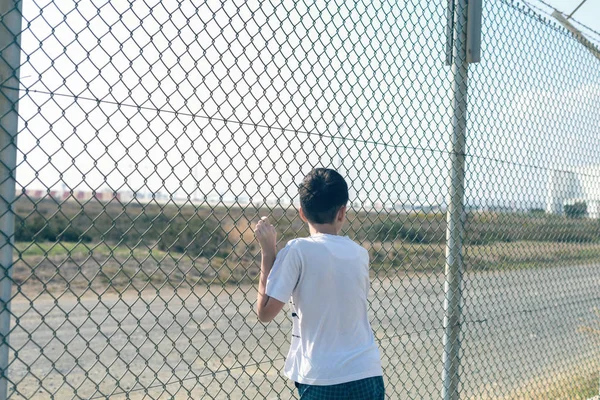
[6,264,600,399]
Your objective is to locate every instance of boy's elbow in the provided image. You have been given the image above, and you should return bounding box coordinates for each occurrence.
[257,309,275,323]
[257,314,270,323]
[256,297,284,323]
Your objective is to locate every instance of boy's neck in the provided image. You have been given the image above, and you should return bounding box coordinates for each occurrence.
[308,223,340,236]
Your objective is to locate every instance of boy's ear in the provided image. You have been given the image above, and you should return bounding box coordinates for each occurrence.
[299,207,308,223]
[337,205,347,222]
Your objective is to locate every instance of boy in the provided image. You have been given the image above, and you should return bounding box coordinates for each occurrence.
[254,168,385,399]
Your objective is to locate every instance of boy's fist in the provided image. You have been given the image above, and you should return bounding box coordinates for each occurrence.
[254,217,277,254]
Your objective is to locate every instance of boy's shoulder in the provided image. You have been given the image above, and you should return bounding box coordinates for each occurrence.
[287,235,368,257]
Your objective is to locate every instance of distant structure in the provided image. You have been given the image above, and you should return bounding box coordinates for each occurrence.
[546,164,600,218]
[24,188,128,203]
[21,188,194,205]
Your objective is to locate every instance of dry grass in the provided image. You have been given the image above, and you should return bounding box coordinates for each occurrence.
[368,240,600,274]
[579,308,600,340]
[11,198,600,295]
[477,370,598,400]
[11,239,600,296]
[11,242,258,296]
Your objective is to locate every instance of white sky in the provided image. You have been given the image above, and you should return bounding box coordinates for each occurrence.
[14,0,600,209]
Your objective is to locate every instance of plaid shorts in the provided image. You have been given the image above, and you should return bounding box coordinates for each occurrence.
[294,376,385,400]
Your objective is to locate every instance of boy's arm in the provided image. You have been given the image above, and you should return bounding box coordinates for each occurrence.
[254,217,285,323]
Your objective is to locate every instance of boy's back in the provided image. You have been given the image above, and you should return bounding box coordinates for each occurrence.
[254,168,384,399]
[267,233,383,385]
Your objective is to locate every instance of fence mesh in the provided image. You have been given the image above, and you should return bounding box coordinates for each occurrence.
[0,0,598,398]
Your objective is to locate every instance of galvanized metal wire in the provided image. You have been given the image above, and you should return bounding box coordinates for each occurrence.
[0,0,598,399]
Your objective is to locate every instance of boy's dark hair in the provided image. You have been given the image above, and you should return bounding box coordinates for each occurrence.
[299,168,349,224]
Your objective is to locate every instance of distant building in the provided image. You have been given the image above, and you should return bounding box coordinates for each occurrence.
[546,165,600,218]
[21,188,130,204]
[25,189,44,199]
[76,191,92,201]
[118,191,134,202]
[93,190,120,202]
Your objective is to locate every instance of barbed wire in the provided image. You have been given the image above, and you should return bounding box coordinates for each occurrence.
[522,0,600,43]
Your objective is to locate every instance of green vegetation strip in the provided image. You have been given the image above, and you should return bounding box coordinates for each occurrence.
[14,241,170,259]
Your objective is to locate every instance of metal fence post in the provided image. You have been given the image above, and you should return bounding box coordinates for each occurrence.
[442,0,469,399]
[0,1,22,398]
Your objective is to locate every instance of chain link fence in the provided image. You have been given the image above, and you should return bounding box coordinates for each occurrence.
[0,0,598,398]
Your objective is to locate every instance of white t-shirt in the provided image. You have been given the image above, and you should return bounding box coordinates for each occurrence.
[266,233,383,385]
